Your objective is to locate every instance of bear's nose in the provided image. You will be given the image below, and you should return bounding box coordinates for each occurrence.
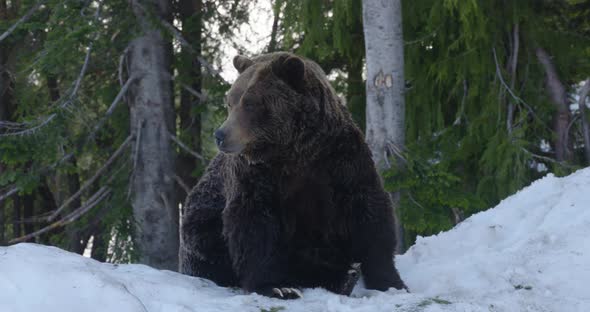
[214,129,225,147]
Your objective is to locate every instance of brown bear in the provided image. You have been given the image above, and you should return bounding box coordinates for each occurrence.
[179,52,406,299]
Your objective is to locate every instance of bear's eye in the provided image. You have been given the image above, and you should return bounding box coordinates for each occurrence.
[242,98,257,111]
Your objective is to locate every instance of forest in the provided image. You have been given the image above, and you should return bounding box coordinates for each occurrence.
[0,0,589,272]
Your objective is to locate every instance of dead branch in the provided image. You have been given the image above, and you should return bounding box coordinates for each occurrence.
[160,69,206,102]
[492,47,547,130]
[0,120,30,130]
[68,43,94,103]
[48,135,132,221]
[173,174,191,195]
[0,186,19,203]
[0,0,45,43]
[0,113,56,137]
[520,147,574,168]
[506,23,520,134]
[87,74,139,142]
[492,47,527,110]
[170,133,206,163]
[9,187,111,244]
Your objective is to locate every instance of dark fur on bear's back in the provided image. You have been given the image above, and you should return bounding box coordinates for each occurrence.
[179,52,406,297]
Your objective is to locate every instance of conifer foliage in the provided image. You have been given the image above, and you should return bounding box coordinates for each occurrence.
[1,0,589,260]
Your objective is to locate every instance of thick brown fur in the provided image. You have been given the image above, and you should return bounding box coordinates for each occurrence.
[179,52,406,298]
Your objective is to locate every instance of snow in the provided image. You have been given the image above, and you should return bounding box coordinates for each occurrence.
[2,169,590,312]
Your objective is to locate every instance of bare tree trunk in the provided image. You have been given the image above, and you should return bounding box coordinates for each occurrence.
[535,47,573,162]
[267,0,280,53]
[37,181,58,244]
[12,195,21,238]
[22,194,34,242]
[128,0,178,270]
[176,0,202,207]
[362,0,405,253]
[579,79,590,164]
[91,224,107,262]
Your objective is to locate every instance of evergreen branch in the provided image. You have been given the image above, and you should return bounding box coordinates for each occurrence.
[170,133,206,163]
[0,154,74,205]
[9,187,111,244]
[0,2,103,137]
[47,135,132,221]
[0,0,45,43]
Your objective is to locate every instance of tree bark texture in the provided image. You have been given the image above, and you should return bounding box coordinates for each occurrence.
[579,79,590,164]
[128,0,178,270]
[535,47,573,162]
[362,0,405,253]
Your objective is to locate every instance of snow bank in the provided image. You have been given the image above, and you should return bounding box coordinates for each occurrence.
[2,168,590,312]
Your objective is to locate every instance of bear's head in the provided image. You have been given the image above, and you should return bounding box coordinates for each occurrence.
[214,52,334,163]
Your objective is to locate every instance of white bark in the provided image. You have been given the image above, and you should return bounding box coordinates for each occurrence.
[362,0,405,253]
[128,0,178,270]
[362,0,405,167]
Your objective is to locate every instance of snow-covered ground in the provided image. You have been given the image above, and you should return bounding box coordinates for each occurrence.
[1,169,590,312]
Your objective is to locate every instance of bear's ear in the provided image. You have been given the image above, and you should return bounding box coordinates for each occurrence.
[233,55,254,74]
[272,55,305,92]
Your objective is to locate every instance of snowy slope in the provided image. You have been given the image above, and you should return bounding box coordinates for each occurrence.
[1,168,590,312]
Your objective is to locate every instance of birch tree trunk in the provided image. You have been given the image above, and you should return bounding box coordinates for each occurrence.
[362,0,406,253]
[128,0,178,270]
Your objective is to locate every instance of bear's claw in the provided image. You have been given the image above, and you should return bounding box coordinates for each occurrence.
[271,287,303,299]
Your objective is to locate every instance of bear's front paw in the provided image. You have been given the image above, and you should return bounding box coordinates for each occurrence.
[339,262,362,296]
[256,286,303,299]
